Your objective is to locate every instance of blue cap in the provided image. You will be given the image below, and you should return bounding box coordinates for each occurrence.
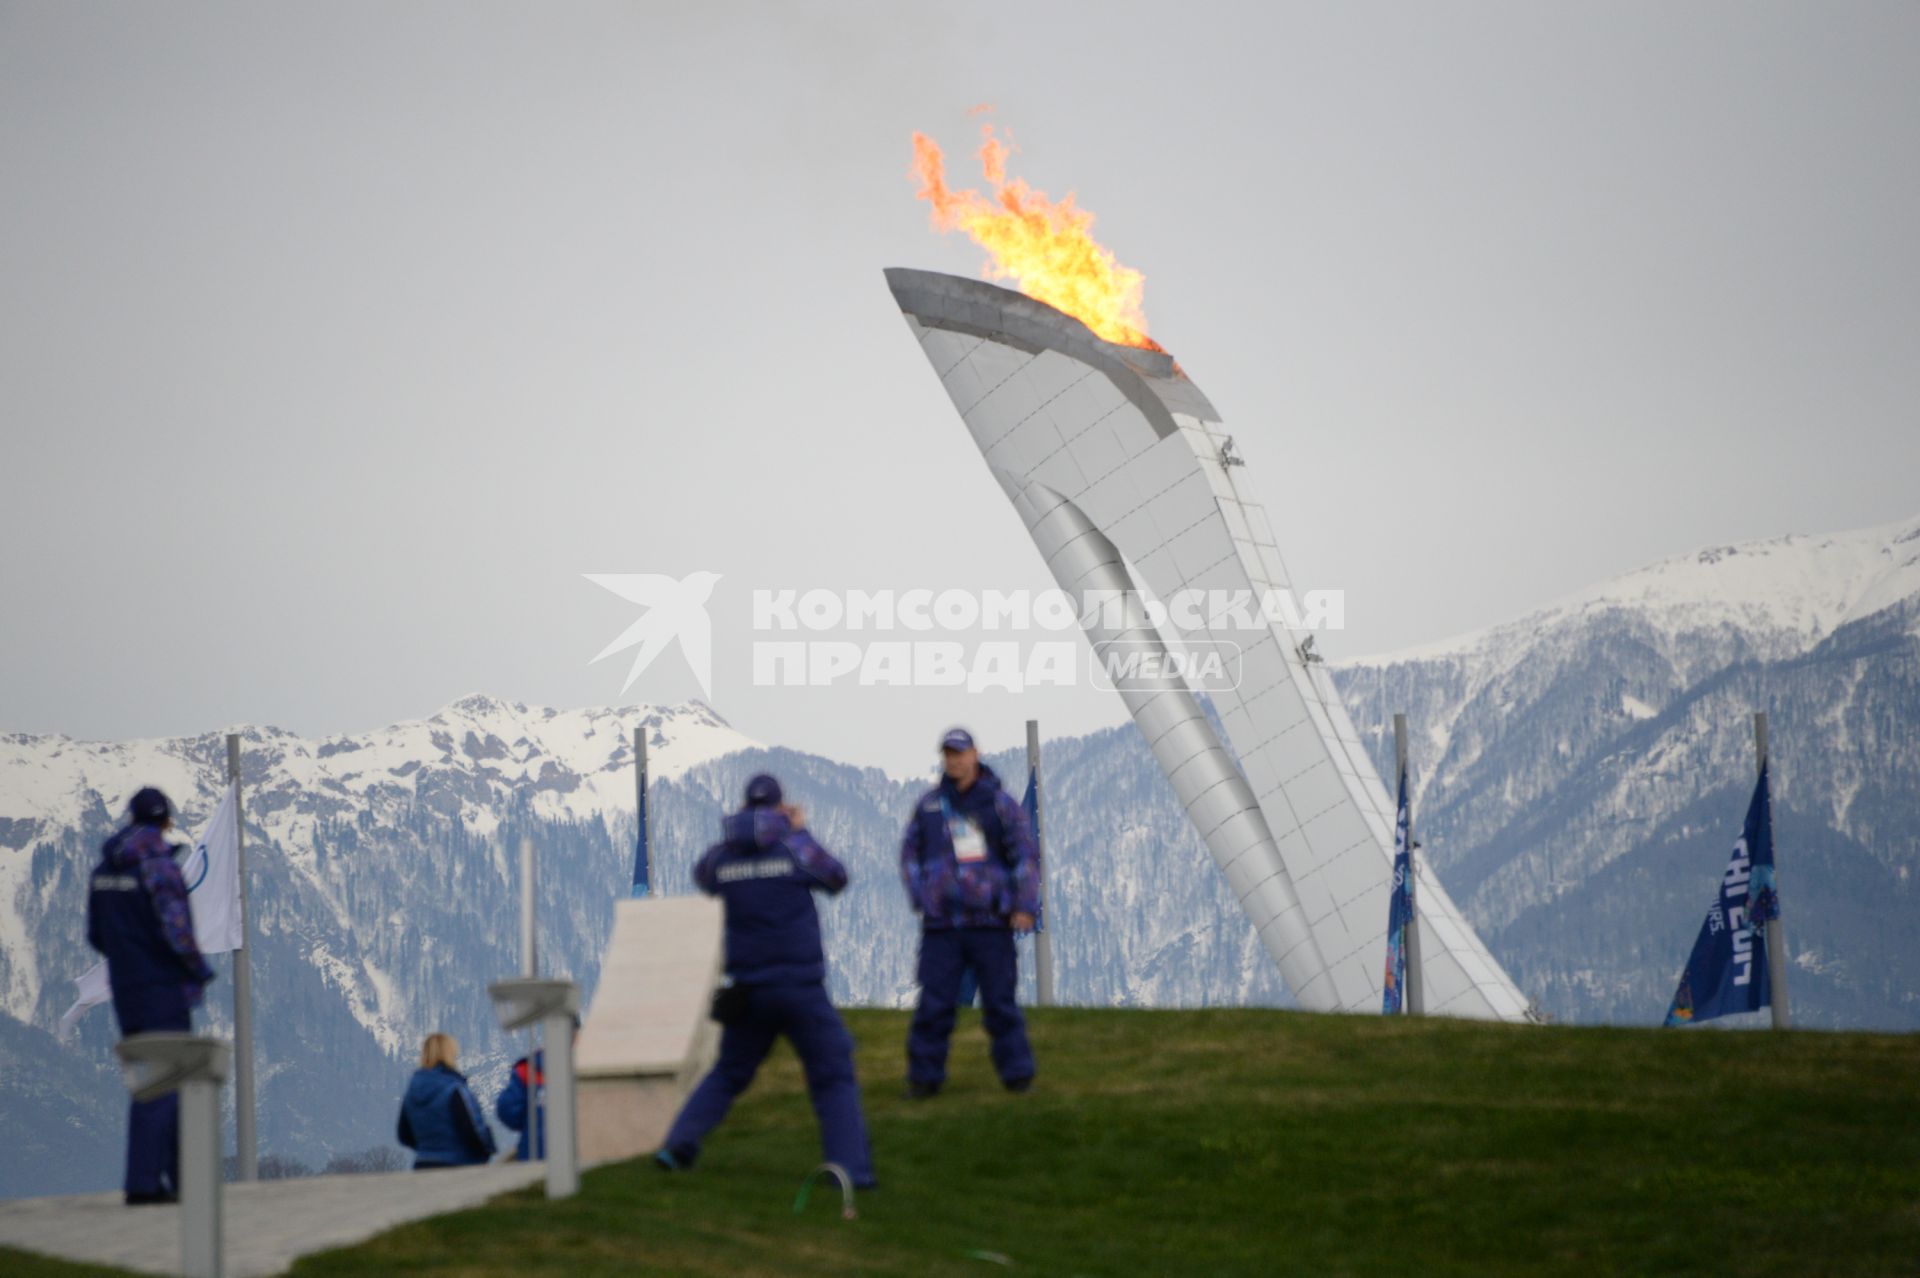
[744,774,783,808]
[939,728,975,753]
[128,787,173,826]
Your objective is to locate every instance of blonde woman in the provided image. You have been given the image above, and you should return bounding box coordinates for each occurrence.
[396,1033,496,1169]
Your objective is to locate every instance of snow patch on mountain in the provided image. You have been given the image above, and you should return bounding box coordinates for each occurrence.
[1350,512,1920,671]
[0,698,757,1022]
[1334,513,1920,817]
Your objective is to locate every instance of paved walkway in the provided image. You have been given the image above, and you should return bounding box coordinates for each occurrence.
[0,1162,545,1276]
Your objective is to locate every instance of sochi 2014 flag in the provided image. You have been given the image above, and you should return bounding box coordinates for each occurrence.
[1664,765,1780,1026]
[58,782,244,1039]
[1381,772,1414,1014]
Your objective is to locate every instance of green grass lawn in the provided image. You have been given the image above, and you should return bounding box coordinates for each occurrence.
[9,1007,1920,1276]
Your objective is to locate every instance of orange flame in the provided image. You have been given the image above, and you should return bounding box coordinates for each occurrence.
[911,125,1160,351]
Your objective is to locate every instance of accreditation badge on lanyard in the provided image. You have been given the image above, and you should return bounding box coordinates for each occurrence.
[943,798,989,864]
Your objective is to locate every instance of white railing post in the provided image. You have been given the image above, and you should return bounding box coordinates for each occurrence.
[489,978,579,1199]
[118,1033,231,1278]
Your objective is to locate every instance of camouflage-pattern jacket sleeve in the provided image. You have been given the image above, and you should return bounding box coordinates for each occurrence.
[899,803,928,914]
[134,834,216,985]
[996,789,1042,919]
[787,829,849,894]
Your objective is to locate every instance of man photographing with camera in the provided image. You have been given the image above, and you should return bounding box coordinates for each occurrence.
[655,773,875,1188]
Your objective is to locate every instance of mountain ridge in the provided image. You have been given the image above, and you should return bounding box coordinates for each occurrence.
[2,510,1917,1194]
[1344,510,1920,669]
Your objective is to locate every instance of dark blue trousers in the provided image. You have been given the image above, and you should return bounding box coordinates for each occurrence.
[908,927,1034,1088]
[663,983,874,1187]
[114,985,191,1198]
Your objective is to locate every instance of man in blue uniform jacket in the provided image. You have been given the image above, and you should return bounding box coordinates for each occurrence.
[87,787,217,1205]
[655,774,875,1188]
[900,728,1039,1098]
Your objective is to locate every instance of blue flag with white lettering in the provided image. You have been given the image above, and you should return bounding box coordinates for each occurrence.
[1664,765,1778,1026]
[1381,772,1414,1015]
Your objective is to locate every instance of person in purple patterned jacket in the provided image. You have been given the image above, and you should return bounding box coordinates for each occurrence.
[900,728,1039,1098]
[87,787,217,1205]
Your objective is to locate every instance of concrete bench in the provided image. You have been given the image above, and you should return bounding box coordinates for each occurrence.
[574,894,724,1167]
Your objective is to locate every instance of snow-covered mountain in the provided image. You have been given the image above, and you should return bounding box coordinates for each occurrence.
[0,695,1281,1198]
[2,511,1916,1198]
[1334,512,1920,1026]
[0,698,757,1031]
[1376,512,1920,673]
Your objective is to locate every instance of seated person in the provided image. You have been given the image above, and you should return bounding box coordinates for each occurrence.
[397,1032,496,1169]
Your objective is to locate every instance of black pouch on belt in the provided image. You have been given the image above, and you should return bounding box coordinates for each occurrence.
[710,982,750,1025]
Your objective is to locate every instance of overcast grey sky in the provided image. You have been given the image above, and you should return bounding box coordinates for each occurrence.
[3,2,1916,772]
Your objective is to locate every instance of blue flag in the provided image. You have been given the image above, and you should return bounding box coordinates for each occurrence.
[1022,770,1045,934]
[631,769,652,899]
[1664,765,1779,1026]
[1381,772,1414,1014]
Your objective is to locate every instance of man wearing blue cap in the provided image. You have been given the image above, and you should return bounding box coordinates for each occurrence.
[87,787,217,1205]
[655,774,875,1188]
[900,728,1040,1098]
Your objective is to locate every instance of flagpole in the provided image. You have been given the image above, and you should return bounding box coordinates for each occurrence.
[633,728,651,898]
[1394,714,1423,1016]
[520,837,537,978]
[226,733,258,1182]
[1026,719,1053,1007]
[520,837,542,1162]
[1756,712,1791,1029]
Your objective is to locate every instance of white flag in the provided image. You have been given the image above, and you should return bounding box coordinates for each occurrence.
[58,783,245,1038]
[57,962,110,1040]
[181,781,245,954]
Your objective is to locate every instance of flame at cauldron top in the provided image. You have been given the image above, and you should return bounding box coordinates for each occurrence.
[910,124,1160,352]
